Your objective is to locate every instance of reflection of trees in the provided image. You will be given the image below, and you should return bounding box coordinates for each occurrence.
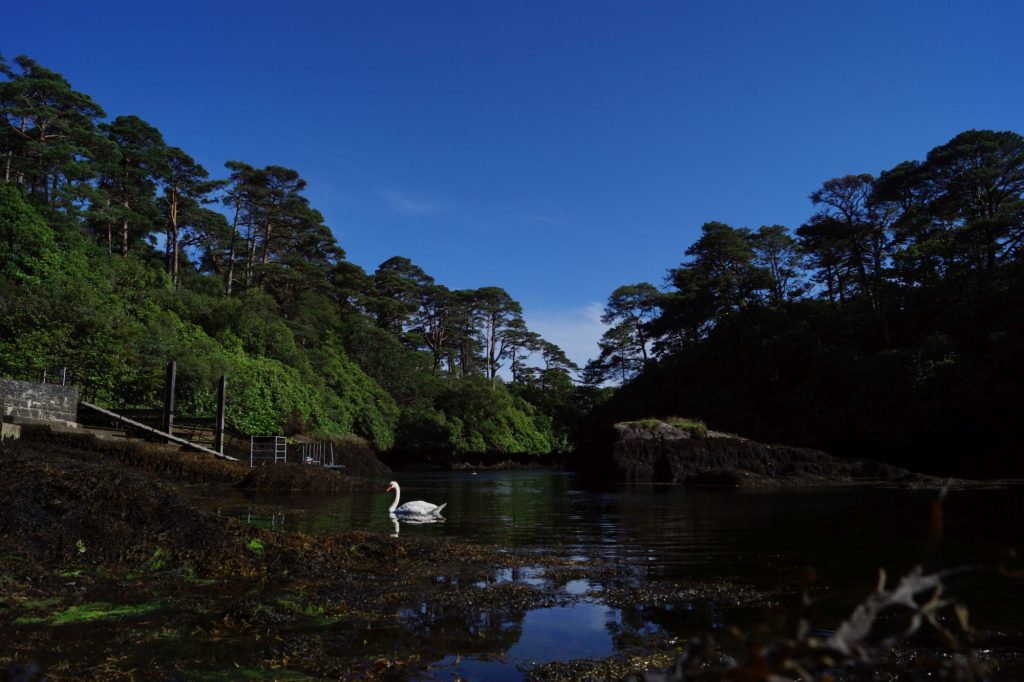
[588,486,801,585]
[608,602,662,650]
[396,587,526,657]
[607,598,730,652]
[441,472,573,545]
[225,489,358,534]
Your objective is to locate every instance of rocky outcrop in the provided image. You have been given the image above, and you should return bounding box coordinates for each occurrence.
[579,421,931,486]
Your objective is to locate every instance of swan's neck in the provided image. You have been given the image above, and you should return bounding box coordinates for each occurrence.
[388,484,401,512]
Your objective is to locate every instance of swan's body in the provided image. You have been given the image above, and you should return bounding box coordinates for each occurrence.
[386,481,446,516]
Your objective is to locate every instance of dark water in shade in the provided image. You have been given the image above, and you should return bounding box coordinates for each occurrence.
[188,471,1024,679]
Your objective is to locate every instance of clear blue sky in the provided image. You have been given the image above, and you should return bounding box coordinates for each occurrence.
[4,1,1023,366]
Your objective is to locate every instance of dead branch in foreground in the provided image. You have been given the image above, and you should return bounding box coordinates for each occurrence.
[635,564,983,681]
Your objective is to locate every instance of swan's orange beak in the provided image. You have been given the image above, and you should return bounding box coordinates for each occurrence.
[385,484,393,492]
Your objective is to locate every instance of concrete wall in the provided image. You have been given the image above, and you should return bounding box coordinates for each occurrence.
[0,378,78,425]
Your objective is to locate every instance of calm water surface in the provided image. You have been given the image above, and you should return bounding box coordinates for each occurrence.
[188,471,1024,679]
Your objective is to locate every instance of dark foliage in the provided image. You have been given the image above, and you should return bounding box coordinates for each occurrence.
[591,130,1024,477]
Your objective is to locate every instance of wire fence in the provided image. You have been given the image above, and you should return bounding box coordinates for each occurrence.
[0,365,70,386]
[250,436,288,467]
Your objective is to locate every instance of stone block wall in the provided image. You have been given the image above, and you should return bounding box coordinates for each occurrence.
[0,378,78,425]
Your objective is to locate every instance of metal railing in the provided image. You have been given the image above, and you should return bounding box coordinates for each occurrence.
[0,365,69,386]
[78,401,240,462]
[250,436,287,467]
[299,441,335,466]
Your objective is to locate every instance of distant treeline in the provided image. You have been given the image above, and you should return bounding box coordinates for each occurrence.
[0,55,600,459]
[585,129,1024,476]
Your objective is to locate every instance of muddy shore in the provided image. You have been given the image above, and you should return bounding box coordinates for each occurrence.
[1,437,1019,681]
[0,437,701,680]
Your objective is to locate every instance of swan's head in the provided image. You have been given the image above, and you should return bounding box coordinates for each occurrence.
[386,480,398,492]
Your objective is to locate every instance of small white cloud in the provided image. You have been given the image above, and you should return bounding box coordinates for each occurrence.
[524,302,606,370]
[380,189,449,217]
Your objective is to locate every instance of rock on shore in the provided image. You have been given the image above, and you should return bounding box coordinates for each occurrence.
[579,420,930,486]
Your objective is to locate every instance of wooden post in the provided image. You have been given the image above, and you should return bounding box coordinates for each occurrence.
[214,374,227,454]
[163,360,177,435]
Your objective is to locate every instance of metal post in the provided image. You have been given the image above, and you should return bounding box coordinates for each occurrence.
[163,360,177,435]
[214,374,227,454]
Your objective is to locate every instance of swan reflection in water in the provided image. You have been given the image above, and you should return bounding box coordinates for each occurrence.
[389,511,445,537]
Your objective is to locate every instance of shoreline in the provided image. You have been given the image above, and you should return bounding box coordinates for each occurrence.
[2,439,1020,680]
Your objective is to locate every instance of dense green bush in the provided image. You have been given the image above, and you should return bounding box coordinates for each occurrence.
[434,378,554,455]
[0,184,55,282]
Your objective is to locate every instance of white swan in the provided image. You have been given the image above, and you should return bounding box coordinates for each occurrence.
[386,480,446,516]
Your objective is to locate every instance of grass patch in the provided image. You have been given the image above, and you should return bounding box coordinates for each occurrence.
[619,417,708,438]
[183,575,221,586]
[15,600,164,626]
[126,547,175,579]
[276,594,328,619]
[180,563,220,584]
[621,418,665,429]
[145,547,170,572]
[18,597,62,611]
[663,417,708,437]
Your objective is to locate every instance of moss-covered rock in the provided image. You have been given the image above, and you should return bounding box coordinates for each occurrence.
[578,418,931,486]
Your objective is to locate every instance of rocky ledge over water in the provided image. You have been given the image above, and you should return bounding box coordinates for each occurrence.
[580,419,934,486]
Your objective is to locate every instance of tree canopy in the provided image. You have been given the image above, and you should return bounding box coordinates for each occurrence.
[589,129,1024,477]
[0,55,587,460]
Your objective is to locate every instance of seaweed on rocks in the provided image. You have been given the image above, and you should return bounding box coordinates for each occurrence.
[0,451,239,567]
[234,462,378,492]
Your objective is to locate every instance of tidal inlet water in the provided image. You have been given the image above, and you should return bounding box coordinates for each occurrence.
[188,470,1024,679]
